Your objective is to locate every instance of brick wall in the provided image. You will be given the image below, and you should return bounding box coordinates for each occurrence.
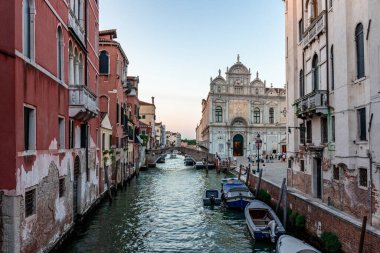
[246,174,380,253]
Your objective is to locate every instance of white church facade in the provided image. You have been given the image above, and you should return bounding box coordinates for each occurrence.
[196,56,287,159]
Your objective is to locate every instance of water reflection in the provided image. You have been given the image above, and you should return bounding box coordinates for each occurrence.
[59,155,275,253]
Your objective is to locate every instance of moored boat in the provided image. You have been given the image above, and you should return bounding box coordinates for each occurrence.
[157,155,166,163]
[245,200,285,243]
[203,189,222,206]
[194,161,205,169]
[221,179,254,209]
[276,235,321,253]
[184,157,195,166]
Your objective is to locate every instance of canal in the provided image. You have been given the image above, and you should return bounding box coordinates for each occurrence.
[59,155,275,253]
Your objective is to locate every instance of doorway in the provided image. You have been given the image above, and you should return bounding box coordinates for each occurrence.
[313,157,322,198]
[233,134,244,156]
[73,156,80,221]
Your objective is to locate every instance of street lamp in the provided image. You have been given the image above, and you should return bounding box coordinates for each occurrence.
[226,139,231,166]
[255,134,262,173]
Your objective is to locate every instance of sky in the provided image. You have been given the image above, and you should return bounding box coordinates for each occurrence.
[100,0,285,139]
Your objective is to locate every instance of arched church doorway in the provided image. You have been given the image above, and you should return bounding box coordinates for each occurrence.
[233,134,244,156]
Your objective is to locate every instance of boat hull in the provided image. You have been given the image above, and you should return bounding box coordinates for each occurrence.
[224,197,253,209]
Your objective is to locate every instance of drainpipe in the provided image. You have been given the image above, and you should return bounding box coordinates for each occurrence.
[324,0,330,201]
[368,112,373,225]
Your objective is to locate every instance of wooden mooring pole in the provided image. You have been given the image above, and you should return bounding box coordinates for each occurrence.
[358,216,367,253]
[245,164,251,186]
[283,184,287,230]
[276,178,287,214]
[238,165,243,181]
[255,169,263,197]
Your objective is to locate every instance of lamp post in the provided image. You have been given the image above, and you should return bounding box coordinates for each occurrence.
[226,139,231,168]
[255,134,262,173]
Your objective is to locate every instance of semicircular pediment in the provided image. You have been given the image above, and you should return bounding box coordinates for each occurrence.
[231,117,248,126]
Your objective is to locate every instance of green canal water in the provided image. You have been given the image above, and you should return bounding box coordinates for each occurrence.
[59,155,275,253]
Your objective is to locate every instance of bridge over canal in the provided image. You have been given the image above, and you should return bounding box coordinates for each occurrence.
[145,147,215,167]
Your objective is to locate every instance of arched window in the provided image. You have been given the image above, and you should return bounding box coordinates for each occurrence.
[57,27,64,80]
[312,54,319,91]
[269,108,274,124]
[69,42,74,85]
[74,48,79,85]
[329,45,334,90]
[79,54,84,85]
[99,51,109,74]
[215,106,222,123]
[307,0,318,21]
[299,69,305,97]
[355,23,365,79]
[254,108,260,124]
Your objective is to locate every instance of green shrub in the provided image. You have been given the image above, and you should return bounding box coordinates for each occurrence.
[321,232,342,253]
[258,189,271,204]
[289,211,298,226]
[295,214,305,228]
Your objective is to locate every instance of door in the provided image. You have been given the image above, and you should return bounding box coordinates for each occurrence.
[73,156,80,221]
[233,134,244,156]
[313,157,322,198]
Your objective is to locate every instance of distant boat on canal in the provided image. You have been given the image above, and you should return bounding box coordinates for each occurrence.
[184,156,195,166]
[203,189,222,206]
[221,179,254,209]
[245,200,285,243]
[170,154,177,159]
[194,161,205,169]
[157,155,166,163]
[276,235,320,253]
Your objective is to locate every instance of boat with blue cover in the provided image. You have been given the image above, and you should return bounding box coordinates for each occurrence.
[221,179,254,209]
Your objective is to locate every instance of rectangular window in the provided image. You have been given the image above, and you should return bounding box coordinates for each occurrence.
[80,124,87,148]
[24,106,36,150]
[102,133,105,150]
[23,0,31,58]
[333,165,340,180]
[69,120,74,149]
[331,116,335,142]
[358,108,366,141]
[58,117,65,149]
[298,19,304,42]
[359,168,368,187]
[116,103,119,124]
[59,178,65,197]
[300,123,306,144]
[25,188,36,217]
[109,134,112,149]
[300,160,305,172]
[306,120,312,143]
[321,117,328,143]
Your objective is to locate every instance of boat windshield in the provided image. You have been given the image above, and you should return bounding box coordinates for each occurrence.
[229,187,249,192]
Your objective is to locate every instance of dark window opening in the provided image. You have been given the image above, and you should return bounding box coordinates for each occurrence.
[59,178,65,197]
[355,23,365,79]
[300,160,305,172]
[215,106,222,123]
[298,19,304,42]
[69,120,74,149]
[300,123,306,144]
[299,69,305,98]
[25,188,36,217]
[359,168,368,187]
[321,117,328,143]
[312,54,319,91]
[269,108,274,124]
[358,108,366,141]
[306,120,312,143]
[333,165,340,180]
[80,124,87,148]
[99,51,109,74]
[102,133,105,150]
[332,116,335,142]
[254,108,260,124]
[331,45,335,90]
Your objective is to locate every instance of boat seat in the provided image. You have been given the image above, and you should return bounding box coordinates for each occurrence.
[252,219,269,226]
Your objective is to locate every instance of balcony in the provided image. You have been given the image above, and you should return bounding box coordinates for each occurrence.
[68,10,85,46]
[294,90,328,119]
[302,11,326,48]
[69,85,98,121]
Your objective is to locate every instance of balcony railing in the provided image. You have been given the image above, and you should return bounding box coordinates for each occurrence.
[68,10,85,46]
[69,85,98,120]
[302,11,326,48]
[294,90,328,118]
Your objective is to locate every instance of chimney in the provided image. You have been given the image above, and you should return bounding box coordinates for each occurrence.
[151,96,155,105]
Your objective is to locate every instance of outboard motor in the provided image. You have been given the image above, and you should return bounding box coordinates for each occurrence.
[267,220,277,243]
[210,194,215,205]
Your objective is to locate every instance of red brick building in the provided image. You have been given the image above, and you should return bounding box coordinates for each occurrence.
[0,1,99,252]
[98,29,129,190]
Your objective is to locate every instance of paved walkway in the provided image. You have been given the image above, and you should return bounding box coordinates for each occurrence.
[231,156,287,186]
